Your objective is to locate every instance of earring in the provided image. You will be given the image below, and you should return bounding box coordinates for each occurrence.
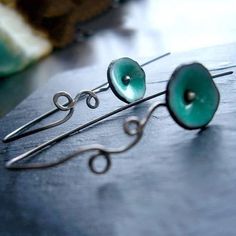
[5,62,232,173]
[3,52,170,142]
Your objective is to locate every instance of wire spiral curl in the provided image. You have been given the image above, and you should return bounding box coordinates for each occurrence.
[69,102,166,174]
[85,102,166,174]
[2,90,100,143]
[6,102,166,174]
[53,90,99,111]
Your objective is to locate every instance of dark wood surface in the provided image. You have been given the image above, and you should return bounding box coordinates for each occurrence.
[1,43,236,235]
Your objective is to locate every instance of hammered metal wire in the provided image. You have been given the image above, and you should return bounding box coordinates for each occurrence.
[3,53,170,143]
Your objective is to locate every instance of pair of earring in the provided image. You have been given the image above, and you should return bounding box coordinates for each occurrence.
[5,62,232,174]
[3,52,170,143]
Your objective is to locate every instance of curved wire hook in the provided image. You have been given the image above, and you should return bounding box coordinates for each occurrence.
[3,90,99,142]
[3,53,171,143]
[6,102,166,174]
[5,70,233,173]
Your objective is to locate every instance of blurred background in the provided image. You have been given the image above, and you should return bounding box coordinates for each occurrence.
[0,0,236,117]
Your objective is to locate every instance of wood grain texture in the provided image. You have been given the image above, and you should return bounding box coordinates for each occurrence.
[0,44,236,235]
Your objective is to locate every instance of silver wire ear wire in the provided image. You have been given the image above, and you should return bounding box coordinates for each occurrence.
[5,70,233,173]
[3,52,171,143]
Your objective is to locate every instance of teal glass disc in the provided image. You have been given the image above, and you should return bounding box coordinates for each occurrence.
[166,63,220,129]
[107,57,146,103]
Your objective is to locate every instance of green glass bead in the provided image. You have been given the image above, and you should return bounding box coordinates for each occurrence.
[107,57,146,103]
[166,63,220,129]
